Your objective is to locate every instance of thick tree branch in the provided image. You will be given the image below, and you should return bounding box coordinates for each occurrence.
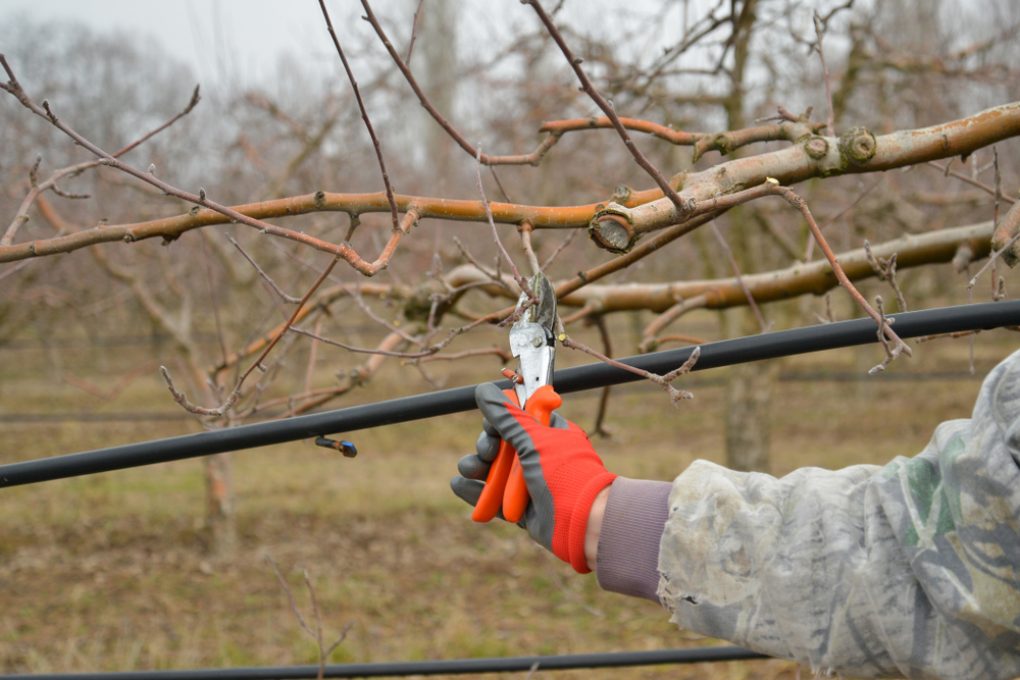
[447,220,993,313]
[0,56,415,276]
[612,101,1020,236]
[0,187,665,263]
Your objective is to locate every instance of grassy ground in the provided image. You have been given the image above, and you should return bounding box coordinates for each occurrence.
[1,327,1016,679]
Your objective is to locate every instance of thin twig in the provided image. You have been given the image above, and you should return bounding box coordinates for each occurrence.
[804,177,882,261]
[318,0,400,233]
[417,346,512,363]
[559,315,701,405]
[765,181,911,372]
[360,1,563,166]
[487,166,513,203]
[519,222,542,276]
[540,229,579,271]
[453,236,515,294]
[230,236,302,304]
[267,557,316,639]
[347,286,421,344]
[968,225,1020,290]
[161,255,342,416]
[1,83,200,246]
[813,11,836,135]
[589,314,613,438]
[199,232,229,366]
[640,294,709,352]
[291,314,490,360]
[405,0,427,64]
[708,223,769,332]
[864,240,907,311]
[0,259,31,282]
[523,0,692,217]
[475,151,532,298]
[304,314,325,396]
[0,56,409,275]
[267,557,350,680]
[927,161,1015,205]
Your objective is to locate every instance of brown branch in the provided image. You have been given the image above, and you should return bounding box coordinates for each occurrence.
[318,0,399,232]
[990,200,1020,267]
[557,211,724,301]
[229,236,302,304]
[589,314,613,438]
[252,331,407,416]
[538,116,819,161]
[0,185,665,263]
[653,334,707,349]
[162,253,343,417]
[607,101,1020,236]
[926,161,1016,205]
[0,56,416,276]
[523,0,691,216]
[359,0,564,167]
[448,219,995,317]
[640,295,709,353]
[812,11,836,135]
[519,222,542,277]
[417,347,512,363]
[475,153,530,297]
[405,0,426,64]
[2,83,200,246]
[864,240,907,311]
[707,222,769,331]
[560,328,701,405]
[764,182,911,372]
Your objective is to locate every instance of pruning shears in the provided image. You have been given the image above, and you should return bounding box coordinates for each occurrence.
[472,274,560,524]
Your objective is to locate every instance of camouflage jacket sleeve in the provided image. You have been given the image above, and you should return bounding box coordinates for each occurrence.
[656,350,1020,679]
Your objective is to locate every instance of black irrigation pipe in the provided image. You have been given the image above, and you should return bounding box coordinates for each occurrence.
[2,301,1018,488]
[2,646,767,679]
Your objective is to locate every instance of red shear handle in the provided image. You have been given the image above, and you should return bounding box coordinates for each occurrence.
[471,389,520,523]
[502,384,562,523]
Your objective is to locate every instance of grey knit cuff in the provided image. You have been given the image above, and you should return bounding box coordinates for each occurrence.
[595,477,671,602]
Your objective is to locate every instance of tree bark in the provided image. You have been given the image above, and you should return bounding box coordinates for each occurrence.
[204,453,236,556]
[719,0,775,473]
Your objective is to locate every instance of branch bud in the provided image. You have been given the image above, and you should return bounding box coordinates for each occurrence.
[838,127,877,166]
[804,135,829,160]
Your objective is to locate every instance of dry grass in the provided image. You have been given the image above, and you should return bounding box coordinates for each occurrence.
[1,328,1016,679]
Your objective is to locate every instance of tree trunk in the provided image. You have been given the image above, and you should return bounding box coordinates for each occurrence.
[720,0,776,473]
[204,453,236,556]
[724,360,778,472]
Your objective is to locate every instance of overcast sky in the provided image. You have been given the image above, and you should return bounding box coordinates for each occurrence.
[0,1,688,88]
[0,0,375,87]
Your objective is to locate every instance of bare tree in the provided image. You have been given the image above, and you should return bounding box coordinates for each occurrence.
[2,1,1019,545]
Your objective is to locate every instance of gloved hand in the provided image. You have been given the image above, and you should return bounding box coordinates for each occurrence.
[451,383,617,573]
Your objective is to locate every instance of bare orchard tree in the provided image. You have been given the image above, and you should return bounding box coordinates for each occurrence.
[1,1,1019,549]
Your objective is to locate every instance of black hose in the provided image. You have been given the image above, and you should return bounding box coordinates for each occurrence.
[2,301,1017,488]
[1,645,767,679]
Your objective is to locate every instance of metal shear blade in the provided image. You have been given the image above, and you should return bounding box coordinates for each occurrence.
[509,274,557,406]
